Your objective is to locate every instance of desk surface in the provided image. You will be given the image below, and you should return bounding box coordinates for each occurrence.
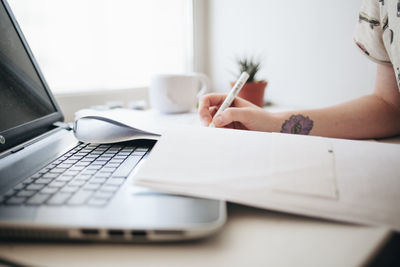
[0,204,390,267]
[0,108,393,266]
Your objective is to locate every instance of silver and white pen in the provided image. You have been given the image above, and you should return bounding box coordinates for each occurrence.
[209,72,250,127]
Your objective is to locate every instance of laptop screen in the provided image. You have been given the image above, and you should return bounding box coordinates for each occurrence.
[0,0,63,153]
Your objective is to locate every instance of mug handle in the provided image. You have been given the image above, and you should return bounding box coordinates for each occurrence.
[191,73,211,98]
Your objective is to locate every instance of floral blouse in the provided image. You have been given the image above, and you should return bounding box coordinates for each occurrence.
[354,0,400,90]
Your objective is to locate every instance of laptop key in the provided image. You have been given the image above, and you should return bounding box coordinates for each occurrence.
[26,194,50,205]
[34,178,53,184]
[97,156,112,161]
[92,160,107,165]
[6,196,26,205]
[93,172,111,178]
[99,167,116,173]
[47,192,73,205]
[75,161,91,167]
[132,151,146,156]
[69,155,83,161]
[67,190,93,205]
[48,181,66,188]
[47,163,57,169]
[16,190,36,198]
[112,155,142,178]
[49,168,66,174]
[55,176,73,182]
[63,170,80,176]
[42,173,59,179]
[58,163,73,169]
[105,178,125,186]
[135,147,149,152]
[113,156,128,160]
[109,158,124,163]
[26,184,45,191]
[105,163,120,168]
[22,177,36,185]
[64,160,78,164]
[61,186,80,193]
[83,154,97,158]
[99,185,119,193]
[104,154,116,158]
[4,189,16,198]
[82,169,99,175]
[38,168,51,174]
[53,160,63,165]
[68,180,86,187]
[75,152,88,156]
[82,183,101,191]
[70,166,85,171]
[86,165,102,170]
[30,173,42,179]
[74,174,92,181]
[89,178,107,184]
[40,187,59,194]
[13,183,25,190]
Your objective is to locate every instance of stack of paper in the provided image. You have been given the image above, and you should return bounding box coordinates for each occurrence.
[134,126,400,231]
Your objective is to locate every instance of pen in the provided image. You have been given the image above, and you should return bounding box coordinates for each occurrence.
[209,72,250,127]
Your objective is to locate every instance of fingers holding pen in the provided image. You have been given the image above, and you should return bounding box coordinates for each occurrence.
[213,107,250,127]
[198,93,261,128]
[199,94,226,126]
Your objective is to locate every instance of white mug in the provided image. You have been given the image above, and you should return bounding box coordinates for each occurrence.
[149,73,210,113]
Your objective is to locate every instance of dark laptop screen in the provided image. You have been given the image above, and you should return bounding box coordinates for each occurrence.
[0,0,62,153]
[0,2,57,132]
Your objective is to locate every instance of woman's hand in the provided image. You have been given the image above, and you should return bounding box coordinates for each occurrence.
[198,93,274,131]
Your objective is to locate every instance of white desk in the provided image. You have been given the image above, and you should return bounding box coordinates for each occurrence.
[0,108,393,266]
[0,204,390,267]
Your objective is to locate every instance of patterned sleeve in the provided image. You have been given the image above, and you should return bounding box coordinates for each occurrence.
[354,0,391,65]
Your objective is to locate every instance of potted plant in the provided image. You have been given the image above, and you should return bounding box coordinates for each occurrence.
[232,57,267,107]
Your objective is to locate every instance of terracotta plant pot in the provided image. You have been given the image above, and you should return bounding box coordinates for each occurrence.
[231,81,267,107]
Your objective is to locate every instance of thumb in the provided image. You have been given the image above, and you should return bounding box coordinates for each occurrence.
[213,107,254,128]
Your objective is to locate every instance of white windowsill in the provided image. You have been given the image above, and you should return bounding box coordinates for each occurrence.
[54,86,149,122]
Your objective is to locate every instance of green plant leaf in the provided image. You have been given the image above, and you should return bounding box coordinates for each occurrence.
[236,56,262,82]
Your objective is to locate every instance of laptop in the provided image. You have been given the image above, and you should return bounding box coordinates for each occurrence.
[0,0,226,242]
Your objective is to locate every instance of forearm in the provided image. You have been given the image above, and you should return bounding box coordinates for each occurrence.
[270,94,400,139]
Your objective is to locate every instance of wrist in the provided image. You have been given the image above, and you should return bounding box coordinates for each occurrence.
[258,111,285,133]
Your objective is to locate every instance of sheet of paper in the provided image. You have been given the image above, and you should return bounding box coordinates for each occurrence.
[134,126,400,231]
[134,126,338,198]
[74,116,160,143]
[75,108,201,136]
[73,108,202,143]
[269,134,337,198]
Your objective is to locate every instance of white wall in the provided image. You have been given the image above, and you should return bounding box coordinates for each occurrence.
[205,0,377,108]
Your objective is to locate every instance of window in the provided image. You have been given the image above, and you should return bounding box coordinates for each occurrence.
[8,0,192,93]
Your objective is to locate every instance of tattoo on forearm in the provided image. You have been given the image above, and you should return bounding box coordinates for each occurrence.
[280,114,314,135]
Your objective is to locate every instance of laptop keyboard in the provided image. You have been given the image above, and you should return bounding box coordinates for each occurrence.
[0,142,150,207]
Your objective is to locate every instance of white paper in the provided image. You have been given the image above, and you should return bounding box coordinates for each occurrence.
[73,108,201,144]
[268,134,337,198]
[75,108,201,136]
[134,126,400,231]
[134,127,337,198]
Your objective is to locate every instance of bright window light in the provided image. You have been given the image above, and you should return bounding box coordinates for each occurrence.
[8,0,191,93]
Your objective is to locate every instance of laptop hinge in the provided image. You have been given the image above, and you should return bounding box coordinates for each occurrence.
[53,122,73,131]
